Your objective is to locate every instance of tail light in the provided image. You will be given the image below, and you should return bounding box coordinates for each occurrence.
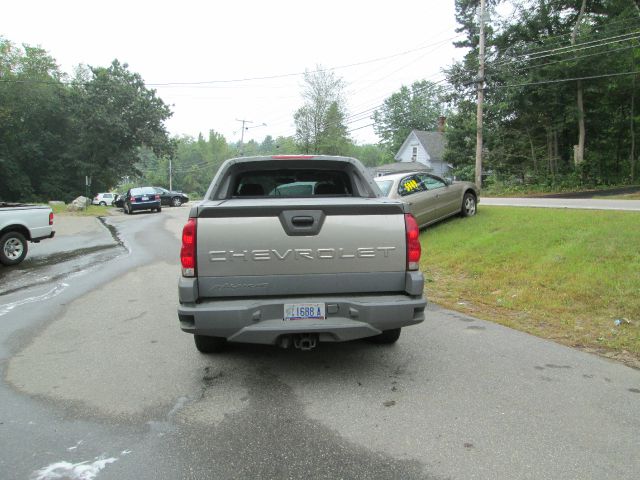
[49,212,54,226]
[181,218,197,277]
[155,194,160,200]
[130,196,136,202]
[405,213,421,271]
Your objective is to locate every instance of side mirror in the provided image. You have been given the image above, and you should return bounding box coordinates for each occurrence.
[445,177,454,185]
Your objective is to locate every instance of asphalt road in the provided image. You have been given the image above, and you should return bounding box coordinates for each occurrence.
[1,207,639,480]
[480,196,640,211]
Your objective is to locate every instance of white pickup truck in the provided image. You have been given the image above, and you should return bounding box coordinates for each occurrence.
[177,155,426,352]
[0,203,55,266]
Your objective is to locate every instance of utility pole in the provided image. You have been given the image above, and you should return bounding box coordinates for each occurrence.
[236,118,253,154]
[169,158,173,191]
[236,119,266,155]
[475,0,486,189]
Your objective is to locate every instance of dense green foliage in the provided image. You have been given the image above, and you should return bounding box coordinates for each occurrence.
[0,39,173,202]
[445,0,640,188]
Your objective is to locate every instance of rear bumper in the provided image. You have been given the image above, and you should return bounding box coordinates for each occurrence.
[178,293,426,344]
[31,230,55,242]
[131,201,160,211]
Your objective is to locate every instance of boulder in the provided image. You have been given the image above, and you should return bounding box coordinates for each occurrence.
[67,196,89,212]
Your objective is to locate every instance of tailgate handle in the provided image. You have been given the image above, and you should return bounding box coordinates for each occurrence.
[292,216,314,226]
[279,210,325,236]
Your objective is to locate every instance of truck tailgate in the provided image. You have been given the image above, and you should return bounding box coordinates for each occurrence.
[195,198,407,298]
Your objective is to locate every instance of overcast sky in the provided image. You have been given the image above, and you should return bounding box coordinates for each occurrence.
[2,0,468,145]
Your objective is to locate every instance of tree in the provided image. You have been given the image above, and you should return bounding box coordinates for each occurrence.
[446,0,640,187]
[0,39,70,201]
[372,80,448,155]
[66,60,173,195]
[317,102,350,155]
[294,67,350,154]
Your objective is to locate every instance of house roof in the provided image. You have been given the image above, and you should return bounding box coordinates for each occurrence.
[373,161,432,175]
[394,130,446,162]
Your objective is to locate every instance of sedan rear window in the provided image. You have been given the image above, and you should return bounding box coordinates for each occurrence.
[374,180,393,197]
[131,187,157,196]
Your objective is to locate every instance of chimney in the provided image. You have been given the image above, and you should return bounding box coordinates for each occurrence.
[437,116,446,133]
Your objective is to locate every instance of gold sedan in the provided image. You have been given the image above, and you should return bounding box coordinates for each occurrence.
[374,172,479,228]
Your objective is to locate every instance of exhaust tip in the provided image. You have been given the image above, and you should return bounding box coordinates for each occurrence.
[293,333,318,351]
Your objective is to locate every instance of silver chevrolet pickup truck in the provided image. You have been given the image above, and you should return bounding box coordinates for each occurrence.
[177,155,426,352]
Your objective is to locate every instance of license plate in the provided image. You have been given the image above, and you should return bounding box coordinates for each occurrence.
[142,196,149,201]
[284,303,325,321]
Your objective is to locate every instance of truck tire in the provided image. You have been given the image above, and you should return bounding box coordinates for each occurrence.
[368,328,401,344]
[194,334,226,353]
[0,231,28,266]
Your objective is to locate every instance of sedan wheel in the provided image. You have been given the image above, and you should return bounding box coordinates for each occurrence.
[0,232,28,266]
[171,197,182,207]
[99,201,106,206]
[461,193,477,217]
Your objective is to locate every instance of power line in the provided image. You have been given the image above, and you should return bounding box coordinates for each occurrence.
[488,43,638,74]
[491,31,640,67]
[491,70,639,89]
[144,36,462,87]
[498,17,640,56]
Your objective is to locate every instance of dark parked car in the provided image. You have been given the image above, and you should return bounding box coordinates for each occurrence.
[122,187,162,214]
[113,193,125,209]
[153,187,189,207]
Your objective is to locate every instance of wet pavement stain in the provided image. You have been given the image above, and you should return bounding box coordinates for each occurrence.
[544,364,572,369]
[628,388,640,394]
[173,369,437,480]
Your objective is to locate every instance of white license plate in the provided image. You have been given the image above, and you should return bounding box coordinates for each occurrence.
[142,196,149,201]
[284,303,325,321]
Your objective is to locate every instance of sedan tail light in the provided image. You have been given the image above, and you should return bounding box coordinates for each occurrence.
[181,218,197,277]
[49,212,54,226]
[130,196,136,203]
[405,213,421,271]
[155,194,160,200]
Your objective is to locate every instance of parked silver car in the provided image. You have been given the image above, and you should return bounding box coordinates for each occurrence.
[374,172,478,228]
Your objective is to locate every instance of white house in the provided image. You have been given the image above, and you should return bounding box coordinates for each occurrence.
[393,129,451,177]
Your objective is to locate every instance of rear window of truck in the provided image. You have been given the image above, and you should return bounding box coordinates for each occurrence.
[232,170,353,197]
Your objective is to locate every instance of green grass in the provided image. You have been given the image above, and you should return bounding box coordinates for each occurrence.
[49,203,111,216]
[421,207,640,366]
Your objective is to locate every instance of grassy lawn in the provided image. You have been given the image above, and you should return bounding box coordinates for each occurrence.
[49,203,112,216]
[421,206,640,367]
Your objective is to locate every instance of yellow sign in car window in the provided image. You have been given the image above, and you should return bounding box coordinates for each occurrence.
[403,179,420,193]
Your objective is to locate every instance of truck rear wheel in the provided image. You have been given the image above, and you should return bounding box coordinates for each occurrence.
[1,231,28,266]
[194,334,226,353]
[368,328,401,344]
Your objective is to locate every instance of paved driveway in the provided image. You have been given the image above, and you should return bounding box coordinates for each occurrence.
[481,197,640,211]
[1,207,639,479]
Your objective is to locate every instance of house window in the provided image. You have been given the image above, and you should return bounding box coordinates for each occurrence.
[411,146,418,162]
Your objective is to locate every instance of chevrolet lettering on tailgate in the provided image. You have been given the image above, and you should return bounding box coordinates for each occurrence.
[208,246,397,262]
